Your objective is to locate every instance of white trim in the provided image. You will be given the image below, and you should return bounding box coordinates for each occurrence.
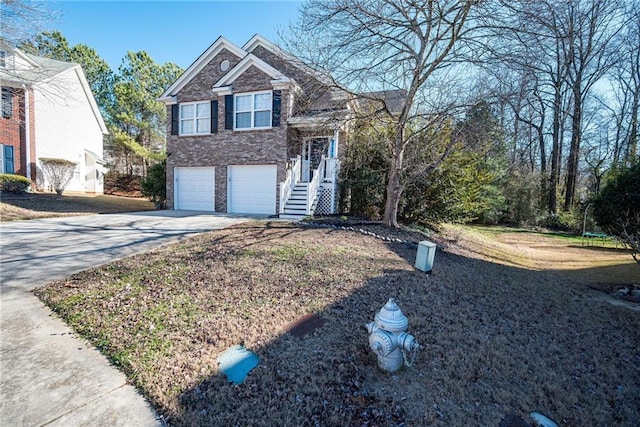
[211,86,232,95]
[213,54,291,88]
[242,34,284,56]
[24,86,31,179]
[158,95,177,105]
[159,36,246,100]
[271,79,292,90]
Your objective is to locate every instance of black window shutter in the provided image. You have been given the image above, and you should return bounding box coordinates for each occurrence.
[211,100,218,133]
[272,90,281,127]
[170,104,179,135]
[224,95,233,130]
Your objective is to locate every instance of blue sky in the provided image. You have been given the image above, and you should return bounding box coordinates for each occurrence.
[45,1,303,70]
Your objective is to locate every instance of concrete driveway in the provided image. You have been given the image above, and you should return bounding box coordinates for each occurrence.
[0,211,257,426]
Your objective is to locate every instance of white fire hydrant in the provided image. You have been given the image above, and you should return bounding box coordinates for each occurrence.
[365,298,419,372]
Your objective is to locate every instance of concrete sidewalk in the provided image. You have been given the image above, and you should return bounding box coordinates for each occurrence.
[0,211,256,426]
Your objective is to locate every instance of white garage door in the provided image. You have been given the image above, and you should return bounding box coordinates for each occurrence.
[174,167,215,211]
[228,165,277,214]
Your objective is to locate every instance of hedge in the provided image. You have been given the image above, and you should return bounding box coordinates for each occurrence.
[0,173,31,193]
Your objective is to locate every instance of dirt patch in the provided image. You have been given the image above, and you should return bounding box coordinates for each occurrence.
[103,172,144,197]
[35,222,640,426]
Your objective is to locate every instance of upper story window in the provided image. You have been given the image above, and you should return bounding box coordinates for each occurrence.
[0,51,6,68]
[180,101,210,135]
[234,91,272,130]
[1,87,13,119]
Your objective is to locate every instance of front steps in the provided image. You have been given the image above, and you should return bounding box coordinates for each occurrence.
[280,183,309,220]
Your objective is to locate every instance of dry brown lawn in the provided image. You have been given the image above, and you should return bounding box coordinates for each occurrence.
[35,221,639,426]
[0,192,154,221]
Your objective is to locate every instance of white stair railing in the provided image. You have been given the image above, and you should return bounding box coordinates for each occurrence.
[280,156,301,214]
[306,155,326,215]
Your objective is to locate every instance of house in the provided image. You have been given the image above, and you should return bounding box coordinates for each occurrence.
[0,40,108,194]
[159,35,355,218]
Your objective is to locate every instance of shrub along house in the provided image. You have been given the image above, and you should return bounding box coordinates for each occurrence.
[159,35,355,218]
[0,39,108,193]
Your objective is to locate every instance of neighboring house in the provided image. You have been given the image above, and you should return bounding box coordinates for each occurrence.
[159,35,356,218]
[0,40,108,194]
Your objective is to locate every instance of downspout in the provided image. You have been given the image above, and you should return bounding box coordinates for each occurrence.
[22,84,31,183]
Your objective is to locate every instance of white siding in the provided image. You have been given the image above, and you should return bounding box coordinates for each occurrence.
[33,68,105,193]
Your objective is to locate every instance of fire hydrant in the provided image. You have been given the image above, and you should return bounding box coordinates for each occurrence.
[365,298,419,373]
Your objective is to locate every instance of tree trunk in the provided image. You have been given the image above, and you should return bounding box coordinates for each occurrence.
[564,85,582,211]
[538,125,548,211]
[548,84,563,214]
[383,159,402,228]
[628,93,639,163]
[383,129,405,228]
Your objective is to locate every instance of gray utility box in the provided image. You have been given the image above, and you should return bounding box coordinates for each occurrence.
[415,240,436,273]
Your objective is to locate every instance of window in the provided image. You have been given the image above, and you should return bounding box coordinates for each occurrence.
[180,101,210,135]
[1,87,12,119]
[0,50,6,68]
[234,91,272,130]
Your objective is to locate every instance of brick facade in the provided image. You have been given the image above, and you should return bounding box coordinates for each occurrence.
[166,62,290,211]
[0,87,36,182]
[178,49,242,103]
[164,38,349,213]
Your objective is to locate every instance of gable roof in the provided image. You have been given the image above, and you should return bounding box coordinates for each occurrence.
[159,36,246,102]
[212,53,293,89]
[242,34,287,58]
[0,43,107,134]
[243,34,335,88]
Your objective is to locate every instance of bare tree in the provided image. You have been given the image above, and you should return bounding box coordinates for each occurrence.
[285,0,479,227]
[562,0,625,210]
[482,0,625,214]
[0,0,56,46]
[607,2,640,166]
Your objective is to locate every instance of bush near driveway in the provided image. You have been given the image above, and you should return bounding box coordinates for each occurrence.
[140,161,166,209]
[35,222,640,426]
[0,173,31,193]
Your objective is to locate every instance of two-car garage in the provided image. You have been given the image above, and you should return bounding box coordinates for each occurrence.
[174,165,277,215]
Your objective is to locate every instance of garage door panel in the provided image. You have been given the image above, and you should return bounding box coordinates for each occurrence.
[228,165,277,215]
[175,167,215,211]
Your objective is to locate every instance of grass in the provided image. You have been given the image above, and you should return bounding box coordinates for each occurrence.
[0,192,155,221]
[35,221,639,426]
[467,224,622,249]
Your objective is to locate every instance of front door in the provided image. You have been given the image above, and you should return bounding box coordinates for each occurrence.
[301,137,329,182]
